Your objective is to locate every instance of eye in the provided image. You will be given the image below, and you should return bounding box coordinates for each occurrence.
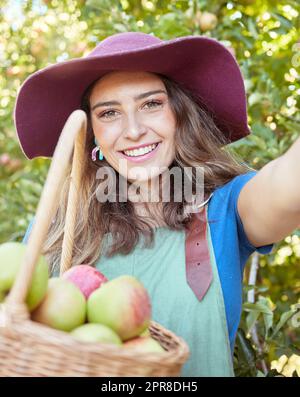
[96,100,163,120]
[143,100,163,109]
[97,109,118,119]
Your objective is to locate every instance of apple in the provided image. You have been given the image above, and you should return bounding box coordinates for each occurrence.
[62,265,108,299]
[71,323,122,346]
[31,278,86,331]
[0,153,10,166]
[198,12,218,32]
[6,158,23,172]
[87,275,152,341]
[0,290,5,303]
[139,327,151,337]
[0,242,49,311]
[123,336,165,353]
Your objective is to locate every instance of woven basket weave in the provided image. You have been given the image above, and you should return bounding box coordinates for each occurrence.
[0,110,190,377]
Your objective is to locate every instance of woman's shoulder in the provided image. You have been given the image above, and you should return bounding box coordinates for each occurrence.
[210,171,257,204]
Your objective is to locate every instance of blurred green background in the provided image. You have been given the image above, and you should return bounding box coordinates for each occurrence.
[1,0,299,376]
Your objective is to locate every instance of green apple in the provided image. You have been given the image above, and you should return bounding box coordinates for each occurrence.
[139,327,151,337]
[87,275,152,341]
[31,278,86,332]
[0,290,5,303]
[0,242,49,311]
[71,323,122,346]
[123,336,165,353]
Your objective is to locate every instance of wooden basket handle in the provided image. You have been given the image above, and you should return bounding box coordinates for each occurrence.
[7,110,87,307]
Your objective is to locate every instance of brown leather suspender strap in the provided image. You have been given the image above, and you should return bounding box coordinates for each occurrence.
[185,205,213,301]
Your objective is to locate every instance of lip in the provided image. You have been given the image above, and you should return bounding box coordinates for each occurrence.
[118,142,161,163]
[119,141,161,152]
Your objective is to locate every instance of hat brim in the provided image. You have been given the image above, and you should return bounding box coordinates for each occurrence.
[14,36,250,159]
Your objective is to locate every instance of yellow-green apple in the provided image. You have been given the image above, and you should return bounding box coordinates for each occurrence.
[87,275,151,341]
[71,323,122,346]
[31,278,86,331]
[139,327,151,337]
[198,12,218,32]
[62,265,108,299]
[0,242,49,311]
[0,290,5,303]
[123,336,165,353]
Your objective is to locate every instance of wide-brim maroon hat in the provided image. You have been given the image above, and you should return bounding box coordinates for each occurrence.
[14,31,250,159]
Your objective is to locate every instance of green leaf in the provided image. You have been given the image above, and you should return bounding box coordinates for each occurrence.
[246,134,268,151]
[256,370,266,377]
[243,285,269,294]
[86,0,113,11]
[243,302,273,315]
[270,307,300,340]
[263,311,274,339]
[248,93,264,107]
[247,18,258,39]
[251,123,275,141]
[246,310,261,334]
[234,329,257,377]
[271,12,293,29]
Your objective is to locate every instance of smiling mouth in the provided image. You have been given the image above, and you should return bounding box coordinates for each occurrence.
[121,142,161,158]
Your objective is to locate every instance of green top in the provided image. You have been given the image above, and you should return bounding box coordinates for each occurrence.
[95,207,234,377]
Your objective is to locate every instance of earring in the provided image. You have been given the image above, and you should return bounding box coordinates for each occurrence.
[92,138,104,161]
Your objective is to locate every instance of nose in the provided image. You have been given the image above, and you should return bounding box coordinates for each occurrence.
[122,114,147,141]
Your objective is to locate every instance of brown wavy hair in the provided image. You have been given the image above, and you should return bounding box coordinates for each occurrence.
[42,72,253,275]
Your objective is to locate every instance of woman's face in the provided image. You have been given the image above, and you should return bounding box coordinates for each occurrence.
[89,71,176,184]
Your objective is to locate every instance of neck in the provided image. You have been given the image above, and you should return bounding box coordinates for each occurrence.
[134,200,165,223]
[128,175,161,204]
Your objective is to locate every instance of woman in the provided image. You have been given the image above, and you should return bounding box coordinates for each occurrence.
[17,32,300,377]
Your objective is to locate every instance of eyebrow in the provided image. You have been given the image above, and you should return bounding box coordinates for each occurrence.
[91,90,167,111]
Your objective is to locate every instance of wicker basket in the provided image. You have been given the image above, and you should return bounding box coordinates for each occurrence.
[0,110,190,377]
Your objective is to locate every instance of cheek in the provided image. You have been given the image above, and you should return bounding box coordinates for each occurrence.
[161,109,176,139]
[146,112,176,140]
[92,121,119,150]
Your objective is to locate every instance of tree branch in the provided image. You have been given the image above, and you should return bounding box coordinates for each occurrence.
[247,252,268,375]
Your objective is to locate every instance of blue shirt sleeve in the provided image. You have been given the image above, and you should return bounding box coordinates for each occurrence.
[230,171,274,256]
[208,171,275,353]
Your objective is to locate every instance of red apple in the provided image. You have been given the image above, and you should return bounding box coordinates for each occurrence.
[62,265,108,299]
[87,275,152,341]
[0,154,10,166]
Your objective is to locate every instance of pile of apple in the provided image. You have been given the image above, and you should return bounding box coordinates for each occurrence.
[0,242,165,354]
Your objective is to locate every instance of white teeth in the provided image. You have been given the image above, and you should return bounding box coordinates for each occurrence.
[123,143,158,157]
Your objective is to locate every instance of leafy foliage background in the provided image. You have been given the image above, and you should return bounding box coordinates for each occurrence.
[1,0,299,376]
